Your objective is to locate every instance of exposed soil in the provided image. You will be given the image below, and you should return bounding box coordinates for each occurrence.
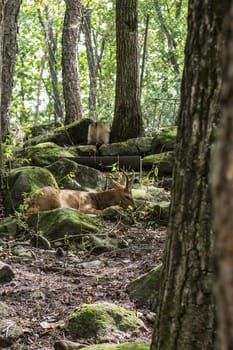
[0,214,166,349]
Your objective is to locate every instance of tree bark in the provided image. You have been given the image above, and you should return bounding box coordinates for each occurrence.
[151,1,226,349]
[38,7,63,122]
[62,0,83,125]
[212,4,233,349]
[1,0,22,140]
[111,0,144,142]
[154,0,179,75]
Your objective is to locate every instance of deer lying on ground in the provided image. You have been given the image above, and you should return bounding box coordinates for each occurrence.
[24,173,135,217]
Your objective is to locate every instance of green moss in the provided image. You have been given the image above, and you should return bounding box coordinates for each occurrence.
[67,303,145,339]
[142,151,174,174]
[80,342,149,350]
[127,264,162,310]
[6,166,58,213]
[151,127,177,153]
[46,158,106,190]
[24,142,75,166]
[27,208,98,240]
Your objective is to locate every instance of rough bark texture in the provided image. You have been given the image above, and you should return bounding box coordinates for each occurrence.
[62,0,83,125]
[111,0,144,142]
[151,1,226,350]
[1,0,22,140]
[212,4,233,349]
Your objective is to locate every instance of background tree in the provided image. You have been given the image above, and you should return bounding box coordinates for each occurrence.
[151,1,226,349]
[111,0,144,142]
[212,4,233,348]
[38,6,63,123]
[62,0,83,125]
[82,7,105,119]
[1,0,22,139]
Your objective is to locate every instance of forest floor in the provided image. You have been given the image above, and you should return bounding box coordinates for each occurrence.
[0,211,166,349]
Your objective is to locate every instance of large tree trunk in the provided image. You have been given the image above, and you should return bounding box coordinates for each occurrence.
[62,0,83,125]
[212,5,233,349]
[1,0,22,140]
[151,1,226,349]
[111,0,144,142]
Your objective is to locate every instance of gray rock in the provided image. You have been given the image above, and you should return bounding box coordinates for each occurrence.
[0,261,15,283]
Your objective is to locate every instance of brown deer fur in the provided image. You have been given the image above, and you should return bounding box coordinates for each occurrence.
[24,173,135,217]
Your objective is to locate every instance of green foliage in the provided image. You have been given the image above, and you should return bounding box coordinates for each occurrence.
[11,0,188,131]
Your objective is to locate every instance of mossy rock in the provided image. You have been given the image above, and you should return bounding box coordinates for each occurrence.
[67,303,145,340]
[133,185,170,204]
[99,139,139,156]
[151,201,170,224]
[26,208,98,240]
[78,235,118,254]
[29,122,62,138]
[5,166,58,214]
[46,158,106,190]
[23,142,75,167]
[79,342,149,350]
[75,145,97,156]
[0,217,20,237]
[142,151,174,174]
[127,264,162,311]
[151,126,177,153]
[99,137,153,157]
[0,319,24,346]
[51,118,93,146]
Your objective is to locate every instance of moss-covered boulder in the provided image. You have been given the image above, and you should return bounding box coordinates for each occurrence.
[142,151,174,174]
[75,145,97,156]
[0,217,20,237]
[79,342,149,350]
[67,303,145,341]
[127,264,162,311]
[46,158,106,190]
[78,235,118,254]
[50,118,93,146]
[151,126,177,153]
[5,166,58,213]
[0,319,24,346]
[99,139,139,156]
[26,208,98,240]
[54,340,149,350]
[23,142,75,167]
[99,137,153,157]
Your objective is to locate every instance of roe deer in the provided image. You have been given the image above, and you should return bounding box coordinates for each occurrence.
[87,121,111,146]
[24,172,135,217]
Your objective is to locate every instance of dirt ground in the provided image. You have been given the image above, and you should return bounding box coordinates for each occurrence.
[0,215,166,349]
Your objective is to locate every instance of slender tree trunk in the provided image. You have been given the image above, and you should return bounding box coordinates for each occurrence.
[62,0,83,125]
[34,50,47,126]
[154,0,179,75]
[212,4,233,349]
[38,7,63,122]
[82,7,105,119]
[111,0,144,142]
[140,14,149,97]
[1,0,22,140]
[151,1,226,349]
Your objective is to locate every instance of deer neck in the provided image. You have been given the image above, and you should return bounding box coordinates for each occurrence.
[92,189,120,210]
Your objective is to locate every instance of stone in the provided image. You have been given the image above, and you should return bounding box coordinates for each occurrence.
[0,261,15,283]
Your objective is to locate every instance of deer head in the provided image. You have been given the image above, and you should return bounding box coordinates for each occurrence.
[107,171,135,210]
